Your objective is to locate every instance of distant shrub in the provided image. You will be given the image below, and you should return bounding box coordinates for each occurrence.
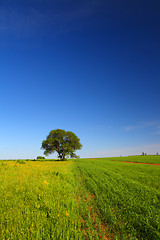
[157,153,159,156]
[142,152,144,156]
[37,156,45,160]
[17,160,25,164]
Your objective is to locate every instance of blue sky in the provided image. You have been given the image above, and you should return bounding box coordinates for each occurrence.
[0,0,160,159]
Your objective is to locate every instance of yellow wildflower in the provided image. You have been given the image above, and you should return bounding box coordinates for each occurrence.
[65,212,69,216]
[43,180,49,185]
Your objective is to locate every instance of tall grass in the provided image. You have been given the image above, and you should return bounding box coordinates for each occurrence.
[0,161,84,239]
[0,160,106,239]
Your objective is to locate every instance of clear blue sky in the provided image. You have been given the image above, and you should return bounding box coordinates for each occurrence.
[0,0,160,159]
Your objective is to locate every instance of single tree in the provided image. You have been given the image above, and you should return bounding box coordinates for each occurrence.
[41,129,82,160]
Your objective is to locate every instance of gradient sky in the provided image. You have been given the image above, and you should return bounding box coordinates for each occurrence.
[0,0,160,159]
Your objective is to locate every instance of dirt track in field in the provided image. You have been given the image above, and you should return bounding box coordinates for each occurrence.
[117,161,160,166]
[91,159,160,166]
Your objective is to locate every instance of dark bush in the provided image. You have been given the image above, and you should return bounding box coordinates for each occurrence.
[17,160,25,164]
[37,156,45,159]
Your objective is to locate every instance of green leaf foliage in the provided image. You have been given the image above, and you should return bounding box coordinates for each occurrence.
[41,129,82,160]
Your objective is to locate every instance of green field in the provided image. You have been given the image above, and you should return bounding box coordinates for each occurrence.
[103,155,160,164]
[0,156,160,239]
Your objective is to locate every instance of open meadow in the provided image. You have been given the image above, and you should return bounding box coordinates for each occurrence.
[0,156,160,239]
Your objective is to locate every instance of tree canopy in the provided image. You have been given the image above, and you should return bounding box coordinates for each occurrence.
[41,129,82,160]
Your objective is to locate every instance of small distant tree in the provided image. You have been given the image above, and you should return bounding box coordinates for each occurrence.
[157,153,159,156]
[37,156,45,159]
[41,129,82,161]
[142,152,144,156]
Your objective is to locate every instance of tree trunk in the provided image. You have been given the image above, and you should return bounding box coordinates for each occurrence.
[61,153,65,161]
[58,152,65,161]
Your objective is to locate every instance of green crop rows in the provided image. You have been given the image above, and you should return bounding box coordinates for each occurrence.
[0,156,160,239]
[75,157,160,239]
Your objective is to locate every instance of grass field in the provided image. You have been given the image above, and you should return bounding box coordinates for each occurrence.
[91,155,160,164]
[0,156,160,239]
